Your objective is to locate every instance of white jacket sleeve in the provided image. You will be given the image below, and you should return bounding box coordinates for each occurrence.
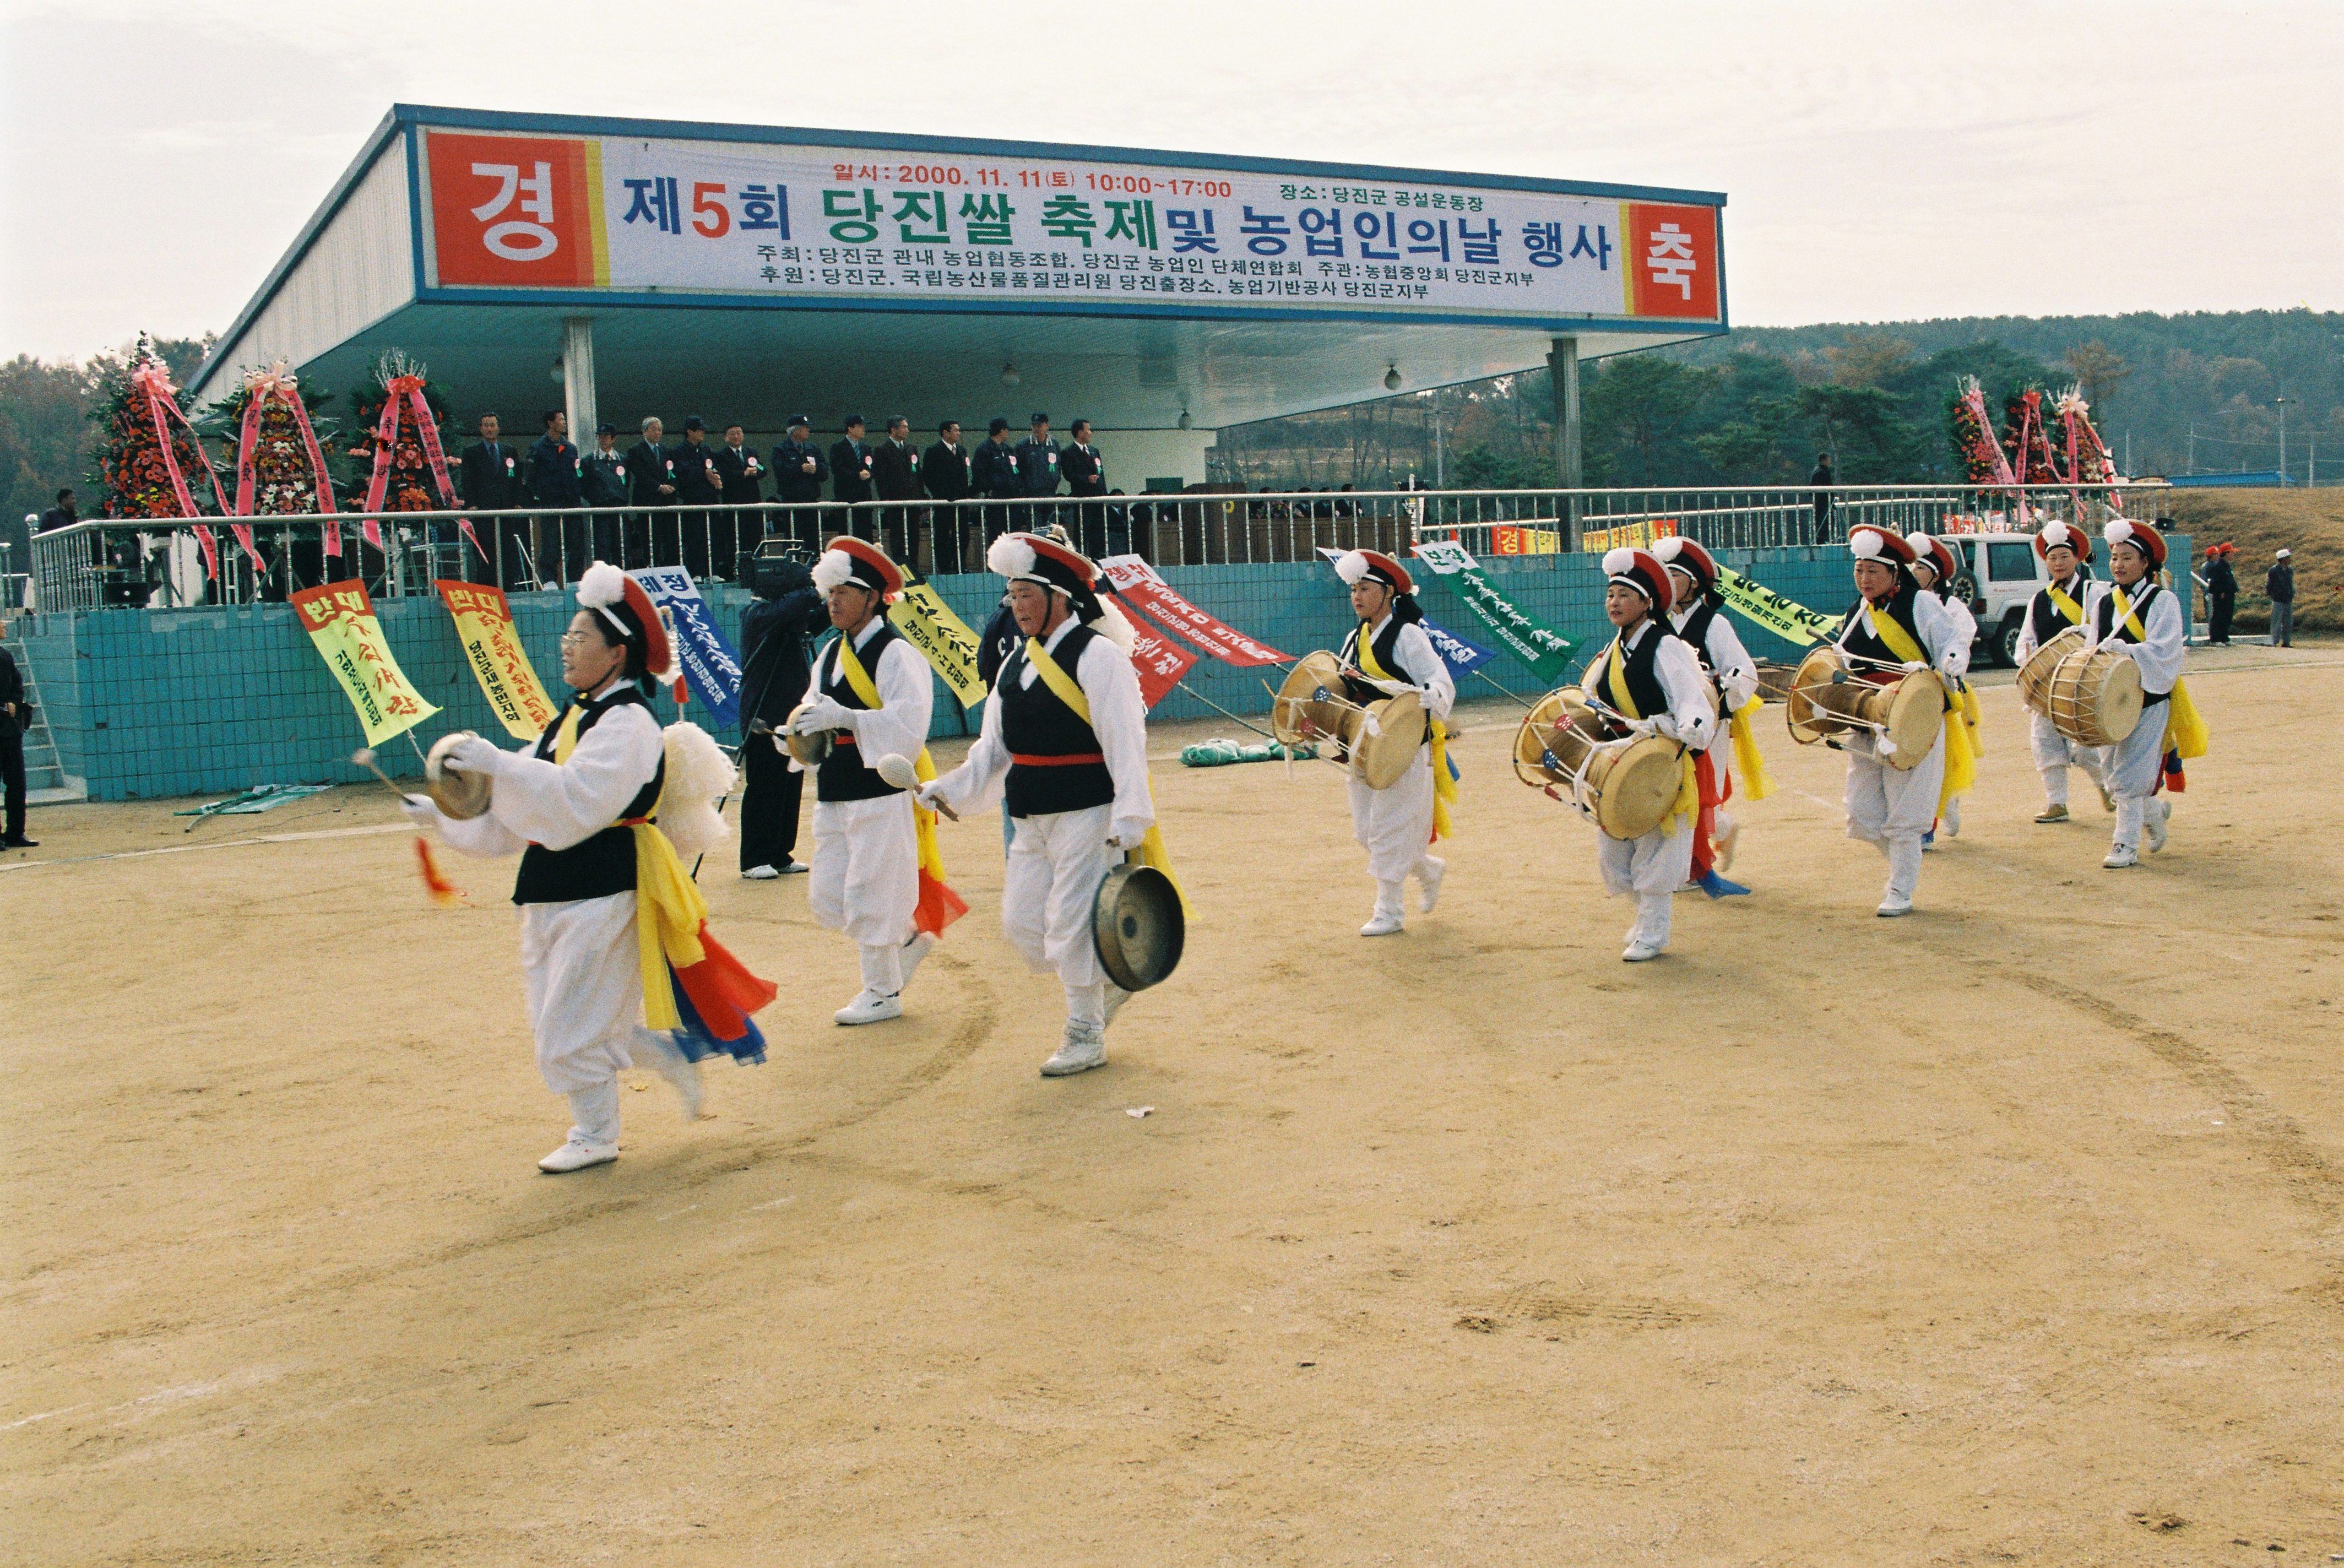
[1079,634,1155,835]
[1702,615,1760,711]
[1390,621,1456,723]
[1936,597,1977,678]
[476,701,664,851]
[2096,584,2185,693]
[1911,589,1958,671]
[836,638,933,767]
[930,677,1010,818]
[426,796,528,859]
[1653,634,1718,750]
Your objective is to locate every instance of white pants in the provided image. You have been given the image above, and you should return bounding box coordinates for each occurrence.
[1846,729,1945,901]
[2102,702,2170,850]
[1598,820,1695,948]
[519,893,692,1110]
[1005,803,1117,992]
[1348,745,1436,882]
[810,793,919,948]
[2027,710,2106,807]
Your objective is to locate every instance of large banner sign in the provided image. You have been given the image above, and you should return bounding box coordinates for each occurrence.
[420,126,1722,325]
[1410,540,1575,684]
[1312,546,1497,680]
[291,580,438,746]
[628,567,744,726]
[1713,565,1842,647]
[436,580,560,741]
[1097,555,1291,667]
[887,580,988,709]
[1128,626,1201,710]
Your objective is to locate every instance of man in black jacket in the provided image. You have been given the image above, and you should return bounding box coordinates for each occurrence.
[736,557,825,877]
[524,410,584,585]
[670,416,725,576]
[582,423,627,565]
[1013,411,1063,535]
[922,419,974,567]
[971,416,1021,552]
[457,413,528,585]
[2266,548,2295,647]
[831,415,874,530]
[1809,452,1835,544]
[2200,544,2238,644]
[871,415,921,565]
[713,421,765,561]
[772,414,827,548]
[0,624,32,848]
[624,417,674,570]
[1061,418,1106,556]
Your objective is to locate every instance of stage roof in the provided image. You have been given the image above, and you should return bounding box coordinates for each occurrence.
[191,105,1728,432]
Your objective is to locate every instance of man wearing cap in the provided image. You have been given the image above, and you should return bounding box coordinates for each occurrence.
[1327,549,1456,936]
[1013,413,1063,535]
[2090,518,2202,869]
[1580,549,1716,959]
[920,533,1158,1076]
[971,417,1022,546]
[791,537,962,1023]
[1834,528,1960,917]
[923,419,976,567]
[2012,520,2110,823]
[2198,545,2237,645]
[582,423,628,565]
[1654,534,1766,878]
[772,416,828,549]
[2266,549,2294,647]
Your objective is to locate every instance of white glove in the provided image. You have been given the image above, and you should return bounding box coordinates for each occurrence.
[1901,660,1930,674]
[399,793,438,828]
[1649,715,1681,742]
[443,734,504,776]
[1108,819,1152,852]
[913,781,948,813]
[795,695,854,735]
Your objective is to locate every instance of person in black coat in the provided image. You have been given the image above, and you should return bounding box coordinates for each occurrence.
[623,417,674,570]
[831,415,875,512]
[581,423,627,566]
[2201,545,2238,644]
[1061,418,1107,556]
[736,557,825,877]
[524,410,584,585]
[1013,411,1063,535]
[457,413,528,585]
[2266,549,2296,647]
[922,420,975,568]
[667,416,726,576]
[713,421,766,563]
[1809,452,1836,544]
[0,628,32,848]
[771,414,828,547]
[970,417,1022,554]
[870,415,921,565]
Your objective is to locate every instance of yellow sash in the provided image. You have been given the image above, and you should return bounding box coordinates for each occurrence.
[1728,696,1773,800]
[1600,631,1697,835]
[1860,601,1929,666]
[1855,603,1971,810]
[549,704,705,1032]
[1024,634,1195,918]
[2110,588,2210,761]
[2047,580,2086,625]
[833,630,954,891]
[1355,621,1456,840]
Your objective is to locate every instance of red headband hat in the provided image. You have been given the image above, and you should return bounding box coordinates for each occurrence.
[812,535,906,600]
[1651,535,1719,595]
[2033,519,2094,562]
[1904,531,1960,582]
[576,561,676,682]
[1334,548,1414,595]
[2102,517,2167,569]
[987,531,1136,650]
[1601,546,1674,614]
[1848,527,1917,567]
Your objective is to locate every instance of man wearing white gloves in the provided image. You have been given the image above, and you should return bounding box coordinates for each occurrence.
[919,531,1153,1076]
[1832,528,1959,916]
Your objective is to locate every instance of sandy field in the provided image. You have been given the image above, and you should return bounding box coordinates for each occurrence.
[5,642,2342,1567]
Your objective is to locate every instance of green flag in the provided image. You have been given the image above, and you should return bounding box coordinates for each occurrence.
[1411,539,1575,684]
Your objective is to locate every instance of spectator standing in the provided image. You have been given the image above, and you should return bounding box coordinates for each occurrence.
[1809,452,1835,544]
[524,410,584,585]
[1062,418,1106,555]
[921,419,974,567]
[582,422,628,565]
[871,415,922,565]
[736,556,825,878]
[37,487,78,537]
[670,416,724,576]
[831,416,874,544]
[456,413,528,585]
[713,421,765,561]
[2266,548,2295,647]
[1014,411,1063,533]
[972,417,1022,549]
[2200,544,2238,645]
[772,414,828,548]
[623,416,673,570]
[0,623,31,848]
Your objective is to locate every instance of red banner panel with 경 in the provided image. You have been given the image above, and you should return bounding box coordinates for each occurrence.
[1626,202,1720,321]
[427,131,599,289]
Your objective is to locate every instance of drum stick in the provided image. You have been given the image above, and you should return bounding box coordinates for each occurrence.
[875,753,957,819]
[1472,670,1538,711]
[350,747,417,804]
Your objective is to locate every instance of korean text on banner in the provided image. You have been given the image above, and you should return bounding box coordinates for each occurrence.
[1493,525,1561,556]
[1095,555,1291,668]
[628,567,744,726]
[1408,541,1574,684]
[436,580,560,740]
[1713,565,1841,647]
[887,580,987,708]
[291,580,439,746]
[1128,626,1200,710]
[1313,546,1496,681]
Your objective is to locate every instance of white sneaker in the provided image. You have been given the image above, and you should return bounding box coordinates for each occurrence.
[900,932,937,984]
[2103,844,2139,869]
[834,989,903,1025]
[2146,800,2169,853]
[538,1137,618,1174]
[741,864,780,881]
[1417,856,1446,913]
[1622,939,1664,962]
[1041,1023,1107,1077]
[1359,911,1405,937]
[1943,799,1962,839]
[1876,892,1913,918]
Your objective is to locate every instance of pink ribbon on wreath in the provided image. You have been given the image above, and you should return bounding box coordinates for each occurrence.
[361,374,455,551]
[131,359,231,579]
[235,370,342,555]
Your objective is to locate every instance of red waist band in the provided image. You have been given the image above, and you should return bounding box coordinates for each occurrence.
[1011,751,1106,767]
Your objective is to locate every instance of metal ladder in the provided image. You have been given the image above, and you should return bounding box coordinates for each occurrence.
[12,638,81,802]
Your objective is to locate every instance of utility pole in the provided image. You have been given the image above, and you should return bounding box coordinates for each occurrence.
[2274,395,2293,484]
[1431,390,1446,487]
[2186,421,2195,475]
[2124,428,2131,474]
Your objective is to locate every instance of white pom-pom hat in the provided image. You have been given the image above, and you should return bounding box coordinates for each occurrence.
[2033,519,2093,563]
[1333,549,1413,595]
[1904,532,1960,583]
[811,535,905,598]
[987,530,1132,648]
[1601,546,1673,612]
[1652,535,1718,595]
[575,561,676,682]
[2102,517,2167,568]
[1848,527,1916,567]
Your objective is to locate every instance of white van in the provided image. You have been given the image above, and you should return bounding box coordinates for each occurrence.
[1938,533,2054,667]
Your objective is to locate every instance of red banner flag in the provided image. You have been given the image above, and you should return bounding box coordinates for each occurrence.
[1097,555,1291,668]
[1127,625,1200,710]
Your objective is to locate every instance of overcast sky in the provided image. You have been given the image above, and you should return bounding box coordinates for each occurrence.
[3,0,2337,363]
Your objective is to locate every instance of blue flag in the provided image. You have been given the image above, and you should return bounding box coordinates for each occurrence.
[628,566,745,726]
[1314,545,1495,680]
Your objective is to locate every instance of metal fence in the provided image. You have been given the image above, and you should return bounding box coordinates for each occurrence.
[26,482,2173,612]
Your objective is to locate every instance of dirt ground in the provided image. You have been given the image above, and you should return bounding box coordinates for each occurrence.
[6,642,2343,1567]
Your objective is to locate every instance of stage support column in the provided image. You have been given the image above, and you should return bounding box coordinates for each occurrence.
[1548,335,1582,550]
[562,317,598,445]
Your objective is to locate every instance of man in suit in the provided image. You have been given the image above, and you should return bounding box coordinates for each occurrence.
[1013,411,1064,536]
[772,414,827,549]
[922,419,975,569]
[736,557,826,878]
[670,415,725,576]
[1061,417,1106,557]
[972,416,1022,554]
[524,410,584,586]
[831,415,874,544]
[582,423,627,566]
[0,621,32,848]
[713,421,766,563]
[871,415,923,566]
[624,416,674,570]
[457,413,528,585]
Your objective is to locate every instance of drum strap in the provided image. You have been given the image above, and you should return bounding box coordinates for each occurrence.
[1602,636,1641,719]
[1860,603,1929,668]
[1357,622,1456,842]
[1605,632,1699,838]
[835,633,968,937]
[1026,637,1195,919]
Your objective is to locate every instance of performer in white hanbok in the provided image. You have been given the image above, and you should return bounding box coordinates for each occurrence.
[793,536,965,1024]
[921,533,1169,1076]
[1905,533,1983,846]
[1587,547,1717,961]
[2011,520,2110,824]
[2087,518,2208,869]
[1328,549,1457,936]
[1832,529,1960,918]
[405,563,777,1172]
[1653,535,1766,883]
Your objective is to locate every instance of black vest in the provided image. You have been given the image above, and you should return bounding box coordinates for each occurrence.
[815,621,908,804]
[2095,582,2171,703]
[2029,572,2091,648]
[1593,623,1672,724]
[1338,615,1430,752]
[1838,586,1925,674]
[999,625,1115,818]
[512,686,664,905]
[1673,598,1723,672]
